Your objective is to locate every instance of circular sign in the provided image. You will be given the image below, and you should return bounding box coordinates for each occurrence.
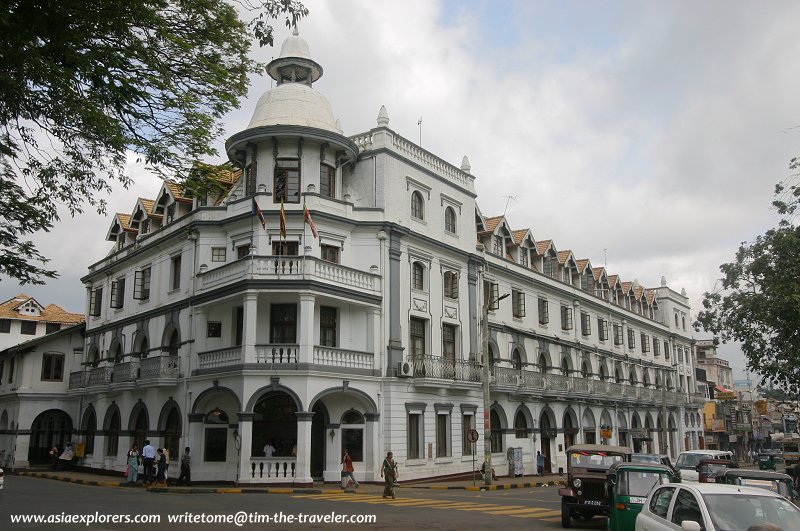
[467,429,479,443]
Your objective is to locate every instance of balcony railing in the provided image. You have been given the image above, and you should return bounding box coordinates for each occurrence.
[245,457,296,483]
[412,356,482,382]
[88,366,113,386]
[198,347,242,370]
[139,355,179,379]
[69,370,89,389]
[256,345,298,364]
[313,346,373,369]
[112,360,140,383]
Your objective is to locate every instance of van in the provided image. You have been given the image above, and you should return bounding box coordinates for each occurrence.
[675,450,734,482]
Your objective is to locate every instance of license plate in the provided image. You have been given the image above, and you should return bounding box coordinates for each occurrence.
[583,500,602,506]
[629,497,647,505]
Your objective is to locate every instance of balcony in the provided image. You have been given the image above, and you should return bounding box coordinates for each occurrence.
[139,355,179,380]
[88,366,113,387]
[195,344,375,374]
[313,346,373,370]
[68,370,89,390]
[197,256,381,297]
[198,347,242,370]
[112,360,139,383]
[411,356,482,382]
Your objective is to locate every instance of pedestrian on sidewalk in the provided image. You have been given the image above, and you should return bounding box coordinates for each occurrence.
[381,451,398,499]
[263,440,275,477]
[536,451,545,476]
[49,445,59,471]
[155,448,167,487]
[141,440,156,486]
[126,444,140,484]
[342,449,359,488]
[177,447,192,486]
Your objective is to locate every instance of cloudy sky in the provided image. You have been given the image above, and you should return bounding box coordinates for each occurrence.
[3,0,799,381]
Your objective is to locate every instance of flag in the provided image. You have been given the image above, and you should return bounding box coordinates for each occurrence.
[252,197,266,230]
[279,200,287,239]
[304,203,318,238]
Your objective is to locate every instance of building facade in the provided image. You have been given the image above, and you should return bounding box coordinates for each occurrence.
[0,294,83,351]
[0,29,704,481]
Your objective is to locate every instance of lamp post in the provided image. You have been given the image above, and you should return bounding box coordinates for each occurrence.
[482,291,509,485]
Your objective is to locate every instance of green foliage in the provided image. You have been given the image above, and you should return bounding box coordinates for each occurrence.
[0,0,306,284]
[695,163,800,394]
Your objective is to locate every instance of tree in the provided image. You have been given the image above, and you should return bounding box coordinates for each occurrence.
[695,158,800,393]
[0,0,307,284]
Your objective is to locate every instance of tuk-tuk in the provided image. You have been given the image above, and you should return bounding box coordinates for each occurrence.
[607,462,679,531]
[717,469,797,503]
[697,458,738,483]
[758,452,777,470]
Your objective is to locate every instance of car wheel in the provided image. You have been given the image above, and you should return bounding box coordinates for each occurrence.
[561,497,572,528]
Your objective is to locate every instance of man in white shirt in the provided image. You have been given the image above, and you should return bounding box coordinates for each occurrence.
[142,440,156,485]
[263,441,275,477]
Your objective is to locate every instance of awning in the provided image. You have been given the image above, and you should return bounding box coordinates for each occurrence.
[715,385,731,393]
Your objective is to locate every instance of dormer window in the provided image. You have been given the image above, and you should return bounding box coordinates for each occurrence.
[140,219,149,235]
[492,235,502,255]
[166,203,176,223]
[520,250,528,267]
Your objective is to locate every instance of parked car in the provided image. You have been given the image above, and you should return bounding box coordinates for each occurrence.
[559,444,632,528]
[607,462,679,531]
[717,469,797,504]
[632,453,680,477]
[675,450,734,482]
[635,482,800,531]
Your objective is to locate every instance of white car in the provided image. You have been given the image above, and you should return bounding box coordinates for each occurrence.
[635,482,800,531]
[674,450,733,482]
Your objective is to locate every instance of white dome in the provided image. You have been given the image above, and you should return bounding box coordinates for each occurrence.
[279,31,312,61]
[247,83,340,133]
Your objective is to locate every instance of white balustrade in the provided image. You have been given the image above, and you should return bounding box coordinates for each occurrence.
[197,347,242,369]
[313,347,373,369]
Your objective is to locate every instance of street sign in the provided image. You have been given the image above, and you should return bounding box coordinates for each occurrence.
[467,429,479,443]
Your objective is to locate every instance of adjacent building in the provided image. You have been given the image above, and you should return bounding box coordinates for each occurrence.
[0,294,83,351]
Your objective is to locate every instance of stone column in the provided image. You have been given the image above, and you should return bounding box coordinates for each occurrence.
[242,293,258,363]
[365,412,380,482]
[297,293,316,364]
[237,413,254,483]
[386,228,406,374]
[294,412,314,486]
[187,413,204,478]
[368,307,380,372]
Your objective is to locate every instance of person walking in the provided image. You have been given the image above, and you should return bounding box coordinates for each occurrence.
[342,449,359,488]
[536,451,545,476]
[126,444,140,484]
[381,451,398,499]
[49,445,59,470]
[263,441,275,477]
[177,447,191,486]
[155,448,167,487]
[141,440,156,486]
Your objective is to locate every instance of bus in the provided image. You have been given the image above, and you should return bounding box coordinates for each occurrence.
[781,437,800,468]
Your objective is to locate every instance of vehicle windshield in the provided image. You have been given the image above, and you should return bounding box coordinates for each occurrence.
[733,478,792,498]
[568,451,624,469]
[784,443,799,453]
[618,471,673,497]
[675,453,713,469]
[703,494,800,531]
[632,455,660,463]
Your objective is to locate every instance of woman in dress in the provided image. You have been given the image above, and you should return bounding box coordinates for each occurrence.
[127,444,140,484]
[381,451,398,499]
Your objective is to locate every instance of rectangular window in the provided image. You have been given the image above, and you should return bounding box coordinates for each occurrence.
[614,323,623,345]
[581,312,591,336]
[641,333,650,353]
[272,241,299,256]
[8,357,14,383]
[408,413,422,459]
[204,428,228,462]
[320,306,337,347]
[133,267,151,300]
[41,353,65,382]
[110,277,126,309]
[462,414,475,455]
[0,319,10,333]
[234,306,244,346]
[270,304,297,343]
[170,255,182,291]
[443,271,459,299]
[207,322,222,338]
[45,322,60,334]
[21,321,37,335]
[538,298,549,325]
[237,245,250,259]
[442,324,456,364]
[410,317,426,360]
[512,290,525,318]
[90,287,103,316]
[488,282,500,310]
[520,250,528,267]
[274,158,300,203]
[598,318,608,341]
[628,328,636,349]
[654,338,661,357]
[543,257,556,278]
[117,237,125,251]
[492,235,502,255]
[561,306,573,331]
[321,244,339,264]
[436,413,450,458]
[211,247,227,262]
[320,164,335,198]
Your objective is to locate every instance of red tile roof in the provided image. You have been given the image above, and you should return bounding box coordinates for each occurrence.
[0,295,84,324]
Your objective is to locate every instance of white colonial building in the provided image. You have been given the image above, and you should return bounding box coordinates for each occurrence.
[0,28,705,482]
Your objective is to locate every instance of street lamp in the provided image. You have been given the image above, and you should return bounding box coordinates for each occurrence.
[482,291,509,486]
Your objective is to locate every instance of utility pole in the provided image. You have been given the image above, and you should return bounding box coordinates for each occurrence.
[482,290,508,486]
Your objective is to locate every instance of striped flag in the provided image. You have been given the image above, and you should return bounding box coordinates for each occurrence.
[279,200,287,239]
[304,203,318,238]
[252,197,266,230]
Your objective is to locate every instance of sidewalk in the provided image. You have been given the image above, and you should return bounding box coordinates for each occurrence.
[14,469,565,494]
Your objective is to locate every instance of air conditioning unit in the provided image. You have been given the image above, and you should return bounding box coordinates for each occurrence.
[397,361,413,377]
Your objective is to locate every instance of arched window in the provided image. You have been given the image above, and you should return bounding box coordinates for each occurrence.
[443,271,458,299]
[411,191,424,220]
[341,410,364,462]
[599,365,607,381]
[412,262,424,290]
[490,410,503,453]
[105,409,120,457]
[88,344,100,367]
[514,411,528,439]
[110,341,122,364]
[615,368,622,383]
[512,350,522,371]
[629,369,638,386]
[166,330,179,357]
[581,362,590,379]
[538,353,548,373]
[561,358,570,376]
[444,206,456,233]
[135,333,149,359]
[204,408,229,462]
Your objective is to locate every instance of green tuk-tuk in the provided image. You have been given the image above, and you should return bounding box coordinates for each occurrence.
[717,469,797,503]
[607,462,679,531]
[759,453,777,470]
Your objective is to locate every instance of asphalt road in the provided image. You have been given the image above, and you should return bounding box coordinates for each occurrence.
[1,476,609,530]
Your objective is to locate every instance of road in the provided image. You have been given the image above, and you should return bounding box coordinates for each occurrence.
[1,476,609,530]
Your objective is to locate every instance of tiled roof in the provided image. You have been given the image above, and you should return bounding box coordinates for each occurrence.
[557,250,572,264]
[622,282,632,294]
[167,181,193,203]
[0,295,84,324]
[634,285,645,300]
[645,290,656,305]
[536,240,552,255]
[139,198,155,213]
[608,274,620,287]
[576,259,589,272]
[592,267,606,281]
[483,216,503,233]
[114,213,137,233]
[512,229,530,245]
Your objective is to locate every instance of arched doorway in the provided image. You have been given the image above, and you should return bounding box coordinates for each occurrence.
[582,408,597,444]
[252,392,298,459]
[631,413,642,452]
[512,349,523,371]
[29,410,72,464]
[563,409,578,449]
[539,410,555,473]
[310,402,328,479]
[130,406,148,451]
[104,406,121,457]
[341,410,364,463]
[82,407,97,457]
[160,405,181,460]
[490,409,503,453]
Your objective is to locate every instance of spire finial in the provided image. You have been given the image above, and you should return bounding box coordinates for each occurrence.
[292,25,299,36]
[460,156,471,173]
[377,105,390,127]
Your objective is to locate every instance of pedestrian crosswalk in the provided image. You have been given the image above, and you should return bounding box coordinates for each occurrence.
[292,493,562,521]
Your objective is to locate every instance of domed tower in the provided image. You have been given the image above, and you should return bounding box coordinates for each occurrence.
[226,27,358,206]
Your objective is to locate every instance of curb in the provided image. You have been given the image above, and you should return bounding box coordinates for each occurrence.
[416,480,566,491]
[16,471,125,488]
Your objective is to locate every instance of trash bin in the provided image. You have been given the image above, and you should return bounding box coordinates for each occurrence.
[341,471,348,488]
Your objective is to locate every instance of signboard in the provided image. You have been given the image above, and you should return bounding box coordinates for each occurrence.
[717,391,737,400]
[513,447,523,475]
[755,400,768,415]
[467,429,479,443]
[74,442,85,458]
[600,424,612,439]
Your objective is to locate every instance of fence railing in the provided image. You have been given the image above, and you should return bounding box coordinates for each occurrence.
[139,356,179,379]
